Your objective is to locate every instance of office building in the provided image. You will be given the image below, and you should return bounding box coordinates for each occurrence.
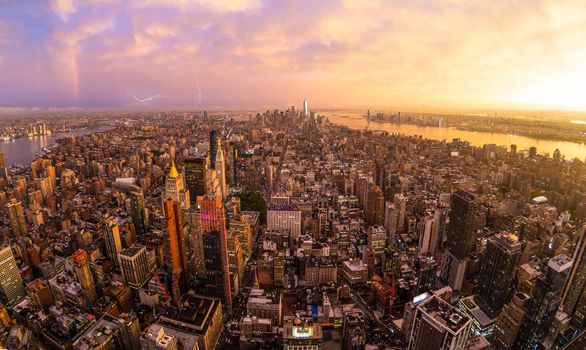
[342,311,367,350]
[439,190,475,291]
[418,211,435,255]
[103,215,123,266]
[209,130,220,169]
[367,225,387,255]
[164,160,190,210]
[476,232,522,317]
[158,294,223,350]
[384,201,398,237]
[72,249,98,305]
[394,193,406,232]
[230,214,252,255]
[246,288,282,326]
[26,279,53,310]
[342,259,369,286]
[141,324,179,350]
[197,194,232,309]
[267,204,301,240]
[445,190,476,259]
[408,295,471,350]
[517,254,572,349]
[416,256,437,295]
[560,225,586,319]
[365,186,385,226]
[74,314,142,350]
[214,138,227,198]
[164,198,187,302]
[130,190,149,236]
[119,244,150,289]
[490,292,530,350]
[164,199,187,272]
[7,198,27,237]
[184,156,209,201]
[283,318,323,350]
[0,245,24,305]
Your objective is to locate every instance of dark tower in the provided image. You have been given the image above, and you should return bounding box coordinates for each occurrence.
[184,156,209,202]
[130,190,149,236]
[209,129,220,169]
[197,194,232,309]
[476,232,522,317]
[517,254,572,349]
[445,190,476,260]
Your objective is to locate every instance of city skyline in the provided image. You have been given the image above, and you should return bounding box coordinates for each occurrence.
[1,1,586,111]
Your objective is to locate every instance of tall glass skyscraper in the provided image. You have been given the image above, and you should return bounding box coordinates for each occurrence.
[185,155,209,202]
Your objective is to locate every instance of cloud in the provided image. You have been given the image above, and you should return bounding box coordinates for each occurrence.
[51,0,77,22]
[1,0,586,109]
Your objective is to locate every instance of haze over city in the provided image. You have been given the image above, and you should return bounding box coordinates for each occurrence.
[2,0,586,110]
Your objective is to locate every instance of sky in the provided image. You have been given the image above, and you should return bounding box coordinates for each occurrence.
[1,0,586,111]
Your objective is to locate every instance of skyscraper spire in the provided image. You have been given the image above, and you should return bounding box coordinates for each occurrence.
[216,138,227,198]
[169,159,179,178]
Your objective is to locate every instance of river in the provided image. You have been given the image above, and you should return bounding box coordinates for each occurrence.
[0,126,114,166]
[324,112,586,161]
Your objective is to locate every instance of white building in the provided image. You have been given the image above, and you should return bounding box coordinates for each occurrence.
[268,204,301,240]
[0,245,24,305]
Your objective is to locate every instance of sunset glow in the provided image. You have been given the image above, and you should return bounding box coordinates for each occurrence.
[1,0,586,110]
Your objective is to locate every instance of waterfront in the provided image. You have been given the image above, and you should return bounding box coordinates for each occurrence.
[0,126,114,166]
[325,112,586,160]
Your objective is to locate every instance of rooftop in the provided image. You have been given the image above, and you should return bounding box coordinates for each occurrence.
[119,243,145,257]
[418,295,471,334]
[268,204,299,211]
[491,232,522,252]
[548,254,573,273]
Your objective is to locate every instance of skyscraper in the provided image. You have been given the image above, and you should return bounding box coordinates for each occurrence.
[303,100,308,118]
[7,198,27,237]
[394,193,406,232]
[439,190,476,291]
[164,160,190,210]
[517,254,572,349]
[103,214,122,266]
[408,295,471,350]
[72,249,98,305]
[416,256,437,295]
[445,190,476,259]
[476,232,522,317]
[184,156,209,201]
[215,138,227,198]
[365,186,385,226]
[0,245,24,305]
[197,194,232,309]
[209,129,220,169]
[119,244,150,289]
[490,292,530,350]
[164,198,187,271]
[164,198,188,303]
[560,225,586,319]
[130,190,149,236]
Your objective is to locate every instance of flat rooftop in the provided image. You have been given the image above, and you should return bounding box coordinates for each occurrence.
[491,232,522,252]
[418,295,471,333]
[549,254,573,273]
[119,244,145,257]
[268,204,299,211]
